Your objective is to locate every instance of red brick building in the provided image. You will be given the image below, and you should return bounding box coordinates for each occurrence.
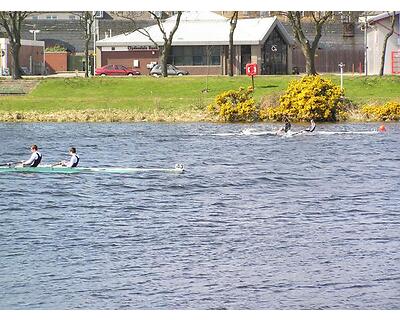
[0,39,45,75]
[96,11,292,75]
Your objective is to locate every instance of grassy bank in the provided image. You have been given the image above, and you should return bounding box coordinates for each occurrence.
[0,75,399,122]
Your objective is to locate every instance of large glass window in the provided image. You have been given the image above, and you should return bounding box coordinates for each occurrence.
[169,46,221,66]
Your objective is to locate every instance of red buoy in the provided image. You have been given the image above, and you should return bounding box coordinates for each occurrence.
[378,124,386,133]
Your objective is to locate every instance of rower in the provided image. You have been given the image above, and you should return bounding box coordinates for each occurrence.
[304,119,316,132]
[283,117,291,132]
[59,147,80,168]
[21,144,42,167]
[276,117,291,134]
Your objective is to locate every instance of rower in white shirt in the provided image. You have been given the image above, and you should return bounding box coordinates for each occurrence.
[59,147,80,168]
[21,144,42,167]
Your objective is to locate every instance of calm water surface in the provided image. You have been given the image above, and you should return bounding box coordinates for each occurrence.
[0,122,399,309]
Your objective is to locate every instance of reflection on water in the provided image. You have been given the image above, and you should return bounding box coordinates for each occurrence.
[0,122,399,309]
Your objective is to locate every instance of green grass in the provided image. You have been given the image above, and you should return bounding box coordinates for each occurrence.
[0,75,399,114]
[331,75,400,104]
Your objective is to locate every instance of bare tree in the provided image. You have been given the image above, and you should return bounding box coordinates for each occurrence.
[76,11,95,77]
[148,11,182,77]
[0,11,30,79]
[114,11,182,77]
[285,11,333,75]
[379,12,396,76]
[228,11,238,77]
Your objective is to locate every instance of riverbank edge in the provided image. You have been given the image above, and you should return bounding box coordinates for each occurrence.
[0,109,395,123]
[0,109,210,123]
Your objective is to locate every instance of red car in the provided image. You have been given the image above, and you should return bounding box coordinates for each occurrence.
[95,64,141,76]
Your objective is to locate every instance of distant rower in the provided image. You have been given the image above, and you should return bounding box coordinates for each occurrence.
[304,119,316,133]
[59,147,80,167]
[277,117,291,135]
[22,144,42,167]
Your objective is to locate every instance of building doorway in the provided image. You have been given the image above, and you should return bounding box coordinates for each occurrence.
[262,27,288,74]
[240,45,251,75]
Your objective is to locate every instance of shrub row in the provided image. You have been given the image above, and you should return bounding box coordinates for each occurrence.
[361,102,400,121]
[207,76,399,123]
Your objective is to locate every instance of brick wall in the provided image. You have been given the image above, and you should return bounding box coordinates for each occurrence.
[45,52,68,73]
[6,44,44,75]
[101,50,159,74]
[182,66,223,75]
[101,50,225,75]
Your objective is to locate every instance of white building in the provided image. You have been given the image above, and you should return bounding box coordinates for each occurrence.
[0,38,45,76]
[96,11,293,75]
[366,12,400,75]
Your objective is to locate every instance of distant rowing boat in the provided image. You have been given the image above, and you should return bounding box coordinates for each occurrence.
[0,164,185,174]
[213,128,380,137]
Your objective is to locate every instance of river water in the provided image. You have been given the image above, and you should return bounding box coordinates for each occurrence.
[0,122,399,309]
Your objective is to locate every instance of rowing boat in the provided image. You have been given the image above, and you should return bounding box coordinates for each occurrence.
[0,164,185,174]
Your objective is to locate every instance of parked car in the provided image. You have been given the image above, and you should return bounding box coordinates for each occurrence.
[95,64,141,76]
[150,64,189,76]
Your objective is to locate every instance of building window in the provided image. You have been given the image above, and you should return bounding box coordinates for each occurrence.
[209,47,221,65]
[46,15,58,20]
[169,46,221,66]
[69,15,76,20]
[31,16,39,20]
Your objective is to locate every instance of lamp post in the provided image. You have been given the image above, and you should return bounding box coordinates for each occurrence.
[29,29,40,41]
[362,16,368,76]
[28,29,41,74]
[338,62,345,91]
[93,11,97,75]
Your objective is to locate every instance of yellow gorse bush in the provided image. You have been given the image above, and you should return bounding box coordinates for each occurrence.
[261,75,346,122]
[361,102,400,121]
[207,86,259,122]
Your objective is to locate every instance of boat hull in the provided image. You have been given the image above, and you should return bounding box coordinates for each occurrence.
[0,166,184,174]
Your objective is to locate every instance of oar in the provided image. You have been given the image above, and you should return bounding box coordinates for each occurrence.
[291,130,305,136]
[51,162,63,167]
[0,161,20,167]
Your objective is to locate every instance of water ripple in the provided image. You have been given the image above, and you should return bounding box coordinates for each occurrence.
[0,122,399,309]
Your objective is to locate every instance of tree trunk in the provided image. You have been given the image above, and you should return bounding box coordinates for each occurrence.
[302,45,317,75]
[85,39,90,77]
[161,43,171,77]
[228,12,238,77]
[10,42,22,80]
[379,12,396,76]
[228,43,234,77]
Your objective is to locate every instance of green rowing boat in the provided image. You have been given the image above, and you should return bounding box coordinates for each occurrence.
[0,164,185,174]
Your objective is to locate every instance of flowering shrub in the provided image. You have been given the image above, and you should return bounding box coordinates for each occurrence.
[361,102,400,121]
[207,86,259,122]
[261,76,347,122]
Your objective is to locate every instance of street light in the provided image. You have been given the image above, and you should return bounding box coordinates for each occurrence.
[338,62,345,91]
[29,29,40,41]
[93,11,98,75]
[360,15,368,76]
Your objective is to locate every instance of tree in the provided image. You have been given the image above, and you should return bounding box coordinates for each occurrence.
[114,11,182,77]
[0,11,30,79]
[286,11,333,75]
[379,12,396,76]
[148,11,182,77]
[228,11,238,77]
[76,11,95,78]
